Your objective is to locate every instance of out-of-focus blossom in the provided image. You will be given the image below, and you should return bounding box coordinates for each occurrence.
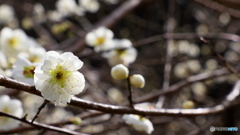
[205,59,218,70]
[0,95,23,131]
[103,39,137,66]
[47,10,63,22]
[196,24,208,35]
[33,3,45,22]
[0,27,28,58]
[224,50,239,63]
[85,27,114,52]
[191,82,207,96]
[12,57,37,85]
[0,51,9,69]
[219,12,230,25]
[187,43,200,57]
[177,40,190,54]
[186,59,201,73]
[56,0,77,17]
[122,114,154,134]
[0,4,14,24]
[79,0,100,13]
[34,51,85,105]
[18,46,46,63]
[174,62,189,79]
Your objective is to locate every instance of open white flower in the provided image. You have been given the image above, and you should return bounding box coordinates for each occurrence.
[56,0,77,17]
[122,114,154,134]
[0,4,14,24]
[0,27,28,58]
[12,57,38,85]
[34,51,85,105]
[79,0,100,13]
[103,39,137,66]
[0,95,23,131]
[85,27,114,52]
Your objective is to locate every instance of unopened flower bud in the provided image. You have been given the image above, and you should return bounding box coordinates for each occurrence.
[111,64,129,80]
[182,100,195,109]
[70,117,82,125]
[130,74,145,88]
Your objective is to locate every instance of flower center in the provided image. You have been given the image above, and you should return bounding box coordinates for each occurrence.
[29,55,40,63]
[2,107,10,113]
[115,49,126,56]
[95,37,105,45]
[23,66,35,78]
[8,37,19,48]
[138,115,147,121]
[49,65,72,88]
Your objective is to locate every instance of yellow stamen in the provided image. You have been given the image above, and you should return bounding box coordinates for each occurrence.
[8,37,19,48]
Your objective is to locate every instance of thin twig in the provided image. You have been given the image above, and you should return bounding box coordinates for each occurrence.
[127,77,134,108]
[200,37,240,78]
[156,0,175,108]
[0,112,88,135]
[31,100,49,123]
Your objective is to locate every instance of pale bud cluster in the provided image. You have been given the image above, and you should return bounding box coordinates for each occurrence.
[111,64,145,88]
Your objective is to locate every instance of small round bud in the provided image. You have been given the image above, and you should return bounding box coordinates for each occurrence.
[111,64,129,80]
[130,74,145,88]
[70,117,82,125]
[182,100,195,109]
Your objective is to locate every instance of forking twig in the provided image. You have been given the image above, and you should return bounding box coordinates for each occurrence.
[200,37,240,78]
[31,100,49,123]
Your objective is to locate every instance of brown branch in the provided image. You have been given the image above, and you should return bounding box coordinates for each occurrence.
[1,112,104,134]
[31,100,49,123]
[200,37,240,78]
[133,32,240,48]
[0,112,88,135]
[135,68,229,103]
[0,71,238,117]
[193,0,240,18]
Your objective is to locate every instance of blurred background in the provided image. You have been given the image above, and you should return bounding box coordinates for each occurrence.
[0,0,240,135]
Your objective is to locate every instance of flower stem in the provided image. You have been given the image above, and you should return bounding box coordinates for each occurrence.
[127,77,134,108]
[31,100,49,123]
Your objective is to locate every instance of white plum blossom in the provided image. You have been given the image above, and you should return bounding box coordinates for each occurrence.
[34,51,85,105]
[0,95,23,131]
[103,39,137,66]
[18,46,46,63]
[85,27,114,52]
[79,0,100,13]
[56,0,77,17]
[0,4,14,24]
[0,27,28,58]
[0,51,8,69]
[111,64,129,80]
[12,57,38,85]
[122,114,154,134]
[47,10,63,22]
